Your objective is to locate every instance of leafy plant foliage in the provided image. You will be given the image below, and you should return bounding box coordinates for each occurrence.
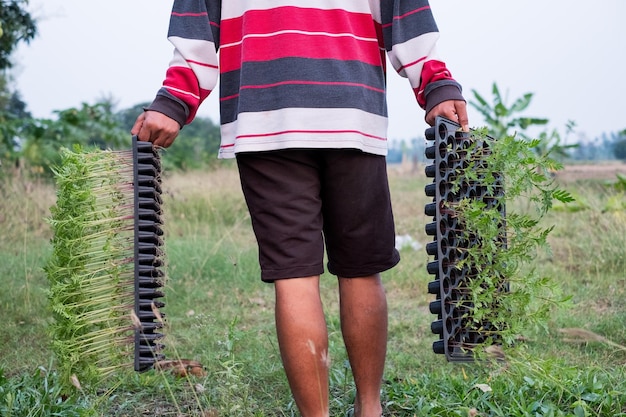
[470,83,578,160]
[0,366,93,417]
[448,128,574,350]
[44,146,140,389]
[0,0,37,70]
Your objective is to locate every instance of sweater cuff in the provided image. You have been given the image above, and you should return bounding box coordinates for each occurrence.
[424,80,465,115]
[145,92,188,128]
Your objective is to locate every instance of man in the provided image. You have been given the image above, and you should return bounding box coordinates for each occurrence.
[132,1,468,416]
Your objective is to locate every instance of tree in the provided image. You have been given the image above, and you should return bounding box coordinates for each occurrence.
[19,101,131,174]
[0,0,37,70]
[0,0,37,169]
[0,74,32,169]
[614,129,626,161]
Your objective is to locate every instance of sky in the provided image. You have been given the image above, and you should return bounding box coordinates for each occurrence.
[12,0,626,143]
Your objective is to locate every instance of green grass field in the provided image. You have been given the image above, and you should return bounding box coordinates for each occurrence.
[1,162,625,416]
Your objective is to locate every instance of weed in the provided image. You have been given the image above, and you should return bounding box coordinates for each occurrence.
[0,365,94,417]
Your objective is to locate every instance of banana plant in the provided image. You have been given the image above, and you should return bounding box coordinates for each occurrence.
[470,83,577,160]
[470,83,548,139]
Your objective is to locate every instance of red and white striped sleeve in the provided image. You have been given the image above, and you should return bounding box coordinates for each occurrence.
[378,0,464,113]
[147,0,220,126]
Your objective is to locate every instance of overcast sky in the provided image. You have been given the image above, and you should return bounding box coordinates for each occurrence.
[13,0,626,143]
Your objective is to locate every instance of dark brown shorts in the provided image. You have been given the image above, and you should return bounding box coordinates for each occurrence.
[236,149,400,282]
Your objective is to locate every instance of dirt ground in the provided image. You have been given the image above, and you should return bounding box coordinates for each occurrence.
[556,161,626,182]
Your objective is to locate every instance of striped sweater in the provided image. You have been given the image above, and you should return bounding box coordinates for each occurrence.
[147,0,464,159]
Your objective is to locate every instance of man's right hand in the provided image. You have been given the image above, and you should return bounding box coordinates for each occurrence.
[131,110,181,148]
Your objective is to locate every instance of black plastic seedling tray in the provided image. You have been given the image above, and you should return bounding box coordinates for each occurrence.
[133,137,166,372]
[423,117,507,362]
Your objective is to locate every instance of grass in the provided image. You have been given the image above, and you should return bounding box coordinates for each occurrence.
[1,162,625,416]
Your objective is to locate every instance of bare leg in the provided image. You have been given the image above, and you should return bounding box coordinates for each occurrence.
[274,276,329,417]
[338,274,387,417]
